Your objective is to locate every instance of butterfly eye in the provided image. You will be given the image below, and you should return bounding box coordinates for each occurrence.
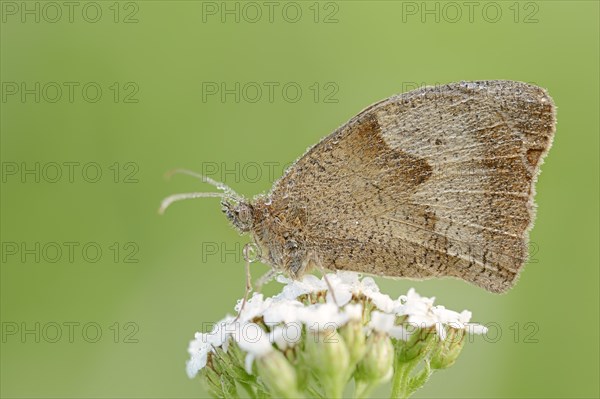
[238,206,252,223]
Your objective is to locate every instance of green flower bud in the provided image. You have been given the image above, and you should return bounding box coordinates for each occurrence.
[339,318,367,365]
[200,359,238,399]
[354,332,394,398]
[256,351,300,398]
[214,343,253,384]
[430,327,466,369]
[394,325,437,364]
[255,350,300,399]
[356,332,394,383]
[304,329,350,398]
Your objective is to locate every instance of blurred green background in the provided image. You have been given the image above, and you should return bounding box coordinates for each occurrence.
[1,1,598,398]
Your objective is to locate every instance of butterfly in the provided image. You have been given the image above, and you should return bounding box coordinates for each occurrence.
[161,80,556,294]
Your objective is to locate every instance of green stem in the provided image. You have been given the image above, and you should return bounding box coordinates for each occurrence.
[390,359,434,399]
[390,360,416,399]
[407,361,433,396]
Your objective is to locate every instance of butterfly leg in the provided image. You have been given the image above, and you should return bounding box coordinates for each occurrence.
[234,243,261,322]
[312,255,339,306]
[255,268,277,292]
[233,254,253,322]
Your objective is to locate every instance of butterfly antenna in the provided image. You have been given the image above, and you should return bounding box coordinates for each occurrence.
[165,168,240,198]
[158,192,229,215]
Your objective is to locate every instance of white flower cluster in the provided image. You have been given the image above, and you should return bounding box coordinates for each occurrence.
[186,271,487,379]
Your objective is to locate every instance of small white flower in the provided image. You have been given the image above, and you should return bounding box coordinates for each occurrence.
[185,315,238,378]
[432,306,466,332]
[465,323,488,335]
[367,291,399,313]
[367,310,412,340]
[387,324,414,341]
[323,272,358,305]
[208,316,236,351]
[276,274,327,300]
[352,280,400,313]
[368,311,396,334]
[459,310,473,323]
[186,270,487,384]
[343,303,363,321]
[186,349,209,378]
[395,288,440,333]
[300,302,349,331]
[262,299,304,326]
[397,288,436,317]
[187,332,209,356]
[406,312,438,330]
[234,322,274,374]
[327,285,353,306]
[269,325,302,350]
[234,293,272,322]
[325,273,395,308]
[334,271,362,286]
[186,331,212,378]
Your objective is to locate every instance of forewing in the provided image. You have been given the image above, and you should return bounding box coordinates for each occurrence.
[269,81,556,292]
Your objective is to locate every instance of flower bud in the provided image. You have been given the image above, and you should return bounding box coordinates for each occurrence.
[394,324,436,364]
[356,332,394,383]
[430,327,466,369]
[340,305,367,365]
[304,328,350,398]
[255,350,300,399]
[200,359,238,398]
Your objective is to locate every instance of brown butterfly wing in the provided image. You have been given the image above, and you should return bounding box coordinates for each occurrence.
[266,81,556,293]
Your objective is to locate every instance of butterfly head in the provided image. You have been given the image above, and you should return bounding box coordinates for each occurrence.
[221,198,254,233]
[159,169,253,234]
